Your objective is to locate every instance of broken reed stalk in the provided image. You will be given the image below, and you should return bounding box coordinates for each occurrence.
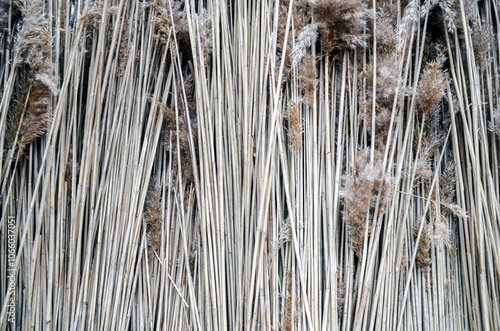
[0,0,499,330]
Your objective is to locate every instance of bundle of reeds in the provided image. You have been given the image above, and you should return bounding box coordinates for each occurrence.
[1,0,499,330]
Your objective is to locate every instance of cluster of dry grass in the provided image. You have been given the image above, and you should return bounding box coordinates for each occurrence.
[1,0,499,330]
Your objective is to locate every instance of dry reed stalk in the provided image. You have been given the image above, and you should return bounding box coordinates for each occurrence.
[0,0,499,330]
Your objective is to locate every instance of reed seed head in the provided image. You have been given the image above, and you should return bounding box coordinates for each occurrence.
[416,52,447,114]
[341,148,394,257]
[144,181,162,257]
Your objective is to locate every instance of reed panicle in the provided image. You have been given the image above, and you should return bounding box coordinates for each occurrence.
[362,53,405,148]
[376,10,398,53]
[297,54,318,107]
[161,99,198,185]
[144,181,162,257]
[4,0,59,159]
[341,149,393,257]
[280,269,302,331]
[15,81,53,157]
[152,0,188,44]
[414,221,432,271]
[79,1,114,29]
[398,0,421,51]
[417,52,447,114]
[291,23,319,69]
[285,101,302,154]
[472,20,494,68]
[309,0,371,52]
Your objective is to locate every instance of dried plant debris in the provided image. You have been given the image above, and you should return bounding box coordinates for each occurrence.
[118,18,131,77]
[275,2,298,81]
[415,212,456,272]
[376,10,398,53]
[195,7,213,62]
[439,0,458,33]
[439,160,468,221]
[0,1,10,30]
[188,226,201,277]
[413,147,434,184]
[398,0,421,51]
[412,128,443,184]
[79,1,119,29]
[412,161,464,270]
[434,214,453,249]
[14,0,58,91]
